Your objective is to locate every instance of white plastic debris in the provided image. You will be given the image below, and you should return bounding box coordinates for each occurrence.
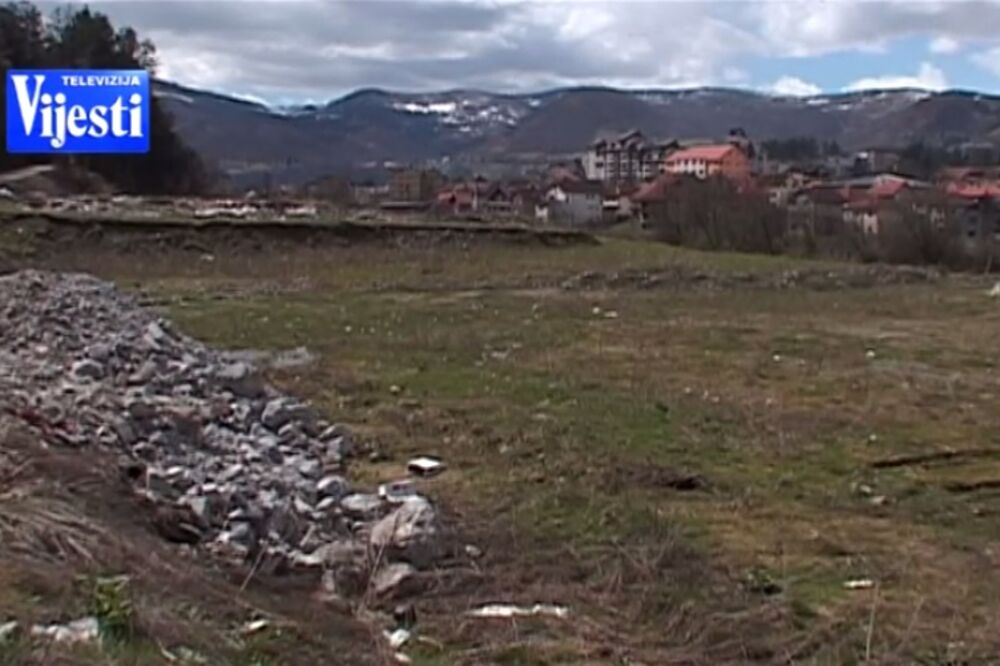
[0,620,18,642]
[285,205,317,218]
[241,619,270,635]
[395,653,412,664]
[844,578,875,590]
[384,628,411,649]
[865,349,877,360]
[30,616,100,644]
[772,353,782,362]
[988,282,1000,298]
[407,456,446,477]
[379,479,418,503]
[466,603,569,619]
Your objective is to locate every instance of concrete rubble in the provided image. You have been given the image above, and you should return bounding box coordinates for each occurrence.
[0,270,444,599]
[29,617,100,644]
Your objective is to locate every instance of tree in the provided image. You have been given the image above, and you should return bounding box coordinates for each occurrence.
[0,1,208,193]
[647,176,786,254]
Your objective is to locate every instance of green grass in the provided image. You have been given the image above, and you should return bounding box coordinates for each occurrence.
[20,235,999,662]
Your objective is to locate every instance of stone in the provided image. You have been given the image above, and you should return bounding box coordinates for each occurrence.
[372,562,419,598]
[216,362,265,398]
[183,495,217,526]
[262,398,310,431]
[86,342,113,362]
[370,497,442,568]
[297,458,321,479]
[341,493,384,520]
[128,359,158,384]
[70,358,105,381]
[111,418,138,446]
[0,271,446,602]
[317,474,349,499]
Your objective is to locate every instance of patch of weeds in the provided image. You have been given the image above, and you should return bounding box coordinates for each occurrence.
[235,626,306,666]
[494,645,550,666]
[0,634,28,666]
[80,574,135,644]
[743,567,783,596]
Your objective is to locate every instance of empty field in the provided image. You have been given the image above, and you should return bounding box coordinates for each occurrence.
[5,231,1000,665]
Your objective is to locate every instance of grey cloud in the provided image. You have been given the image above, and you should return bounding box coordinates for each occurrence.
[43,0,1000,101]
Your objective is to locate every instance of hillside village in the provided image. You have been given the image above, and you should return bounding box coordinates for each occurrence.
[277,128,1000,265]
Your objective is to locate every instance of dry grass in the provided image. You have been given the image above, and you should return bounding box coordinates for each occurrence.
[5,229,1000,663]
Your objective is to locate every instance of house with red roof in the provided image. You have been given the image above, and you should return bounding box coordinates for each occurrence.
[944,182,1000,245]
[663,144,751,183]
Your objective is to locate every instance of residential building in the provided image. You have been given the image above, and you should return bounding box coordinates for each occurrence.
[761,170,813,207]
[947,182,1000,244]
[790,174,935,236]
[852,148,901,175]
[542,180,604,225]
[630,173,681,225]
[351,181,389,206]
[387,167,444,203]
[302,175,353,203]
[663,144,752,182]
[583,130,677,182]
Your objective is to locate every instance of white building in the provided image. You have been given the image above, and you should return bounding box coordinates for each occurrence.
[582,130,676,183]
[544,181,604,225]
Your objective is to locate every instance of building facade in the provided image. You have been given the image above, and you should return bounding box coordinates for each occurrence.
[543,181,604,225]
[663,144,752,182]
[582,130,676,183]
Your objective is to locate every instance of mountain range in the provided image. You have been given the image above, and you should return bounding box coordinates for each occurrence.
[152,81,1000,187]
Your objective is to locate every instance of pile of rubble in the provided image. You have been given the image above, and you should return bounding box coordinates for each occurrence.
[0,270,442,599]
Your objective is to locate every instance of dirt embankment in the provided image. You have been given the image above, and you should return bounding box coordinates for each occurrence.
[0,211,595,269]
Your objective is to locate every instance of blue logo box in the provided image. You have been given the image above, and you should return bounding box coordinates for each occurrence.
[6,69,149,154]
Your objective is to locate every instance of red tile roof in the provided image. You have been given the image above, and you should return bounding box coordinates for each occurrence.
[665,144,740,163]
[631,174,680,203]
[946,182,1000,199]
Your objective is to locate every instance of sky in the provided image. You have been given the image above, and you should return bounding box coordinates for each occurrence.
[78,0,1000,105]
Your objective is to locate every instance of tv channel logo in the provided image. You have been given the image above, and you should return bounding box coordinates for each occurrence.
[6,69,149,154]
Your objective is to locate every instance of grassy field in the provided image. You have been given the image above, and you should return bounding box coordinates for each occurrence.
[6,232,1000,664]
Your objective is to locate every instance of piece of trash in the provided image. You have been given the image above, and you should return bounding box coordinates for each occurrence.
[466,603,569,619]
[407,456,445,477]
[384,628,411,649]
[395,653,412,664]
[241,619,270,635]
[988,282,1000,298]
[0,620,18,642]
[30,616,100,644]
[389,384,402,395]
[379,479,418,503]
[865,349,877,360]
[844,578,875,590]
[772,353,782,362]
[603,310,619,319]
[464,544,484,559]
[868,433,878,443]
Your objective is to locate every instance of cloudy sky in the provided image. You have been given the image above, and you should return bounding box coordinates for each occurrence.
[82,0,1000,104]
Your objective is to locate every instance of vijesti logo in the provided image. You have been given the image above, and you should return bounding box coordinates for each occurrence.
[6,69,150,154]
